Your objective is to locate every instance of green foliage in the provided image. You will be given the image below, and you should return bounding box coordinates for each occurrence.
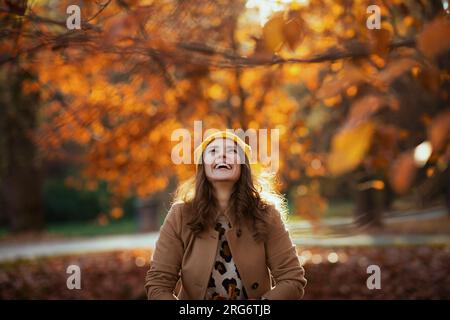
[43,179,136,223]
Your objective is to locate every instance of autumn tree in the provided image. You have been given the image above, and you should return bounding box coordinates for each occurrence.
[0,0,449,231]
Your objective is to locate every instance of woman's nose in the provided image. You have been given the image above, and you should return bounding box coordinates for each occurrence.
[216,149,227,159]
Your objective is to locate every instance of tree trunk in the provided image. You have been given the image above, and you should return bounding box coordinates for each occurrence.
[136,197,160,232]
[0,0,44,232]
[0,64,44,232]
[354,174,386,227]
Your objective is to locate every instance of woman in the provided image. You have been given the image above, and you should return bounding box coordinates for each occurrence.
[145,131,306,300]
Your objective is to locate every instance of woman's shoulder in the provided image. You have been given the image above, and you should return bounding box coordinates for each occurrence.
[167,201,187,216]
[263,203,280,217]
[165,201,192,225]
[264,203,288,226]
[168,201,185,211]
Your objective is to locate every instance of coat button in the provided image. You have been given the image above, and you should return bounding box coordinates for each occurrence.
[251,282,259,290]
[236,229,242,237]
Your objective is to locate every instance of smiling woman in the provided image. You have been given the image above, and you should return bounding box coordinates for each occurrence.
[202,137,245,184]
[144,131,307,300]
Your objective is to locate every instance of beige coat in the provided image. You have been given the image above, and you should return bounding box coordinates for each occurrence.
[144,203,307,300]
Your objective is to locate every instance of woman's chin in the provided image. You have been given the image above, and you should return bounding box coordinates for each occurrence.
[209,174,238,182]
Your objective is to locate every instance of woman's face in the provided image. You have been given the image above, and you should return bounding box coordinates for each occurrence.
[203,138,242,183]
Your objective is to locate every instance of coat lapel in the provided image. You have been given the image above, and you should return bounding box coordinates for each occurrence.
[225,223,268,299]
[191,226,219,299]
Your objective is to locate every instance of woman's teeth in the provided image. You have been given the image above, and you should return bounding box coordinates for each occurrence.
[215,163,231,169]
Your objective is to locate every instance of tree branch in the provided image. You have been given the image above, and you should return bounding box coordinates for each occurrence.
[86,0,112,22]
[180,38,417,68]
[0,16,417,70]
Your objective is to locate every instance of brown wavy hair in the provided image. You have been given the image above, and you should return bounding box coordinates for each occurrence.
[174,153,287,242]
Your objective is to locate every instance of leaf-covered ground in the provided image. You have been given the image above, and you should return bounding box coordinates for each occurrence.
[0,246,449,299]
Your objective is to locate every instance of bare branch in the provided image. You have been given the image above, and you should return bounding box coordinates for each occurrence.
[0,12,417,70]
[86,0,112,22]
[179,38,416,68]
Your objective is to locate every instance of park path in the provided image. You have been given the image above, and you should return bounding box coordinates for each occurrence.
[0,233,160,262]
[288,206,447,229]
[0,207,448,262]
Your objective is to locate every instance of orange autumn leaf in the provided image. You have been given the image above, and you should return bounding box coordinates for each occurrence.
[379,58,420,85]
[263,13,285,53]
[328,121,376,175]
[316,66,367,100]
[344,95,399,128]
[428,108,450,152]
[417,16,450,60]
[262,10,305,54]
[389,151,417,195]
[283,16,304,51]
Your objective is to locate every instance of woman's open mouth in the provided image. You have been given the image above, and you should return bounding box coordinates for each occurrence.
[214,163,232,170]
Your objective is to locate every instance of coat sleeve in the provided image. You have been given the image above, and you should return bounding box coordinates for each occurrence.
[144,203,184,300]
[261,206,307,300]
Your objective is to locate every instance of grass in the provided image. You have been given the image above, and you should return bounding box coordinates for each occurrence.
[47,218,138,237]
[288,199,354,222]
[323,200,354,218]
[0,228,7,238]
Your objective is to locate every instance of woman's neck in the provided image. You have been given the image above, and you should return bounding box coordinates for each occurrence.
[212,181,234,214]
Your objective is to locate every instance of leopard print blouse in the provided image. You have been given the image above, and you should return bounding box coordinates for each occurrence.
[204,214,248,300]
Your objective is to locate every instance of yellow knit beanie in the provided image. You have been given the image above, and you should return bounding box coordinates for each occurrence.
[194,131,252,169]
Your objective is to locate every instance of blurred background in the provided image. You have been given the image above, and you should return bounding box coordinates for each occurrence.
[0,0,449,299]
